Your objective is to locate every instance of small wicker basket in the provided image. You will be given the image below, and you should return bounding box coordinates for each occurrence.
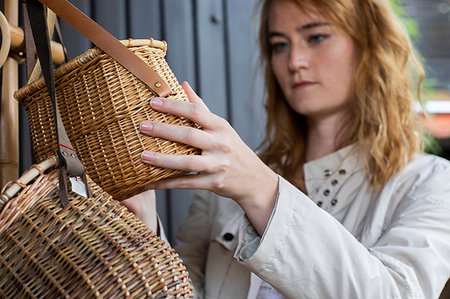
[0,157,194,298]
[15,38,200,201]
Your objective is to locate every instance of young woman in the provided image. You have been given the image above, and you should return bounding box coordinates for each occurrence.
[122,0,450,297]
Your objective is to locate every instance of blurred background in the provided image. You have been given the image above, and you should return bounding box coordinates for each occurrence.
[1,0,449,244]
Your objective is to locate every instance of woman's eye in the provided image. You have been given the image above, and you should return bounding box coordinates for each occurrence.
[270,42,288,53]
[307,34,329,44]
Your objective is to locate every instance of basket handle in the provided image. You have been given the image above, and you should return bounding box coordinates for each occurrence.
[37,0,171,98]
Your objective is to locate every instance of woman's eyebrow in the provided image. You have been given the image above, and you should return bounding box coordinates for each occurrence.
[268,22,330,39]
[297,22,330,31]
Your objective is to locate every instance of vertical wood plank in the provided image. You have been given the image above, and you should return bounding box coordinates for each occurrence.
[166,0,230,240]
[195,0,228,118]
[163,0,196,86]
[126,0,171,232]
[225,0,266,150]
[18,67,33,174]
[93,0,126,39]
[58,0,91,59]
[162,0,198,242]
[127,0,161,39]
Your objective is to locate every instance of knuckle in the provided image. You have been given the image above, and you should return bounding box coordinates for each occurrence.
[216,117,230,129]
[212,177,226,191]
[215,138,232,153]
[178,178,193,189]
[212,158,231,174]
[184,127,197,143]
[189,103,202,119]
[185,157,198,171]
[186,156,207,172]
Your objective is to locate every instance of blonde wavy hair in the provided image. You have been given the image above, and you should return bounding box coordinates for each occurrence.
[257,0,425,191]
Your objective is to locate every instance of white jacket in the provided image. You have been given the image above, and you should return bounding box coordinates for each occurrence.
[175,147,450,298]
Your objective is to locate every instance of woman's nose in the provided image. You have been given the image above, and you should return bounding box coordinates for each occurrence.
[288,46,309,71]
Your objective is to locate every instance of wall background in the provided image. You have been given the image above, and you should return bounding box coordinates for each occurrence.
[15,0,450,244]
[18,0,265,243]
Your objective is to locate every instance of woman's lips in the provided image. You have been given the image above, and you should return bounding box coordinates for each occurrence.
[292,81,317,89]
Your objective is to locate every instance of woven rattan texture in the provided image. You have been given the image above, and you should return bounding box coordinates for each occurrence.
[0,160,194,298]
[15,39,200,200]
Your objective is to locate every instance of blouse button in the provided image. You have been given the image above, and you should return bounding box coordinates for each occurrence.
[331,199,338,206]
[323,189,330,196]
[317,201,323,207]
[339,169,346,175]
[331,179,338,186]
[324,169,331,177]
[223,233,234,241]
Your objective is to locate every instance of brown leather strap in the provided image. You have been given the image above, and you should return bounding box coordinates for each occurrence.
[58,165,69,207]
[38,0,171,97]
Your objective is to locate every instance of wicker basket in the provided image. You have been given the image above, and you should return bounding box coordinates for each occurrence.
[15,38,200,201]
[0,156,194,298]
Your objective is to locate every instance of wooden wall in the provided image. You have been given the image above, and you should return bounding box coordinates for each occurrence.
[17,0,265,243]
[14,0,450,244]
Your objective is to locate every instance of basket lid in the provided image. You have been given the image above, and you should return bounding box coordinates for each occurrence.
[14,38,167,101]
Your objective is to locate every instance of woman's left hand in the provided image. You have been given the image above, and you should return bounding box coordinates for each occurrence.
[140,82,278,234]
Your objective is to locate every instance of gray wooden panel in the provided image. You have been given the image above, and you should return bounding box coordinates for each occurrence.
[127,0,161,39]
[58,0,92,59]
[226,0,266,150]
[93,0,126,39]
[163,0,199,242]
[163,0,197,87]
[17,0,269,245]
[195,0,228,118]
[18,68,33,174]
[126,0,170,232]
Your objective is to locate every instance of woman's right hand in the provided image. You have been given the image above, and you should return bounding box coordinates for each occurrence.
[139,82,279,235]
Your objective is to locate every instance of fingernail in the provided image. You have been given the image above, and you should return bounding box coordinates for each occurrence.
[150,98,163,108]
[140,121,153,132]
[141,151,155,163]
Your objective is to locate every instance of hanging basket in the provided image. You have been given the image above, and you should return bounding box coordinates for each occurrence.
[0,156,194,298]
[15,38,200,201]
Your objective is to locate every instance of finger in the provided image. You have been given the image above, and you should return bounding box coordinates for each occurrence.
[140,120,211,149]
[181,81,209,111]
[150,97,220,129]
[141,151,210,173]
[145,173,211,190]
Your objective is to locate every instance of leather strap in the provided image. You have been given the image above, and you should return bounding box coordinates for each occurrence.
[25,0,91,206]
[37,0,171,97]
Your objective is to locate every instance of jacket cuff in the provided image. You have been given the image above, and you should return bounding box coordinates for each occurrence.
[234,175,309,273]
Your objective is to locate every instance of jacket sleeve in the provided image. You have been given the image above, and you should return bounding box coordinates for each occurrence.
[234,167,450,299]
[174,191,213,299]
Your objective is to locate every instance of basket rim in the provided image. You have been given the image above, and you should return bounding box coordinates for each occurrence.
[14,38,167,100]
[0,156,58,212]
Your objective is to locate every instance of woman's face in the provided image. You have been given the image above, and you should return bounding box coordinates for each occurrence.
[268,0,357,121]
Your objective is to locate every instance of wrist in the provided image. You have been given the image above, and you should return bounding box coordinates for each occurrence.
[239,169,279,236]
